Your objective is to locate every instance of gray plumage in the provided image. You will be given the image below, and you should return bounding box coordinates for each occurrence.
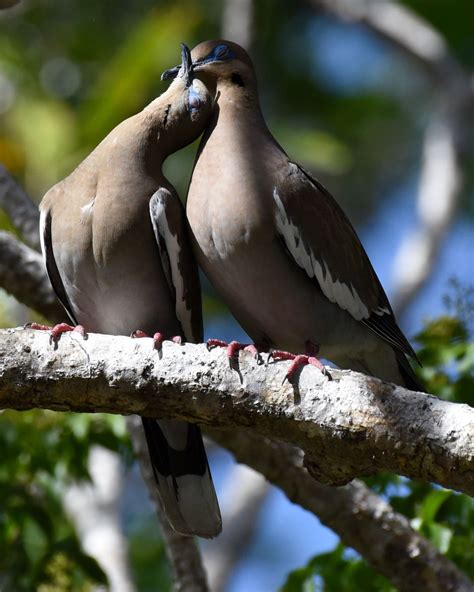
[40,46,222,538]
[167,40,421,391]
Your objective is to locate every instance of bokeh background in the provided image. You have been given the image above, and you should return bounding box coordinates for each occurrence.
[0,1,473,591]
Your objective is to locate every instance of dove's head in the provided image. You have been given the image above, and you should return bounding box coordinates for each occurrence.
[155,43,214,154]
[162,40,257,96]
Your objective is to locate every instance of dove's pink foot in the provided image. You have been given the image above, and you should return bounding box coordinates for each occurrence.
[206,339,267,366]
[271,341,329,384]
[29,322,87,344]
[132,330,182,353]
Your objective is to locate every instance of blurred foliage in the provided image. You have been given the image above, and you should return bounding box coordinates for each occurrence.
[281,544,395,592]
[127,516,171,592]
[1,0,472,217]
[0,411,129,591]
[281,284,474,591]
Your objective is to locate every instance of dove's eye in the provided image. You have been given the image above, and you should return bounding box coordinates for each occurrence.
[214,44,229,59]
[203,44,235,63]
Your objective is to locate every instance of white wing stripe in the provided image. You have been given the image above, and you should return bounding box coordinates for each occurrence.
[38,208,47,267]
[150,192,193,341]
[274,188,370,321]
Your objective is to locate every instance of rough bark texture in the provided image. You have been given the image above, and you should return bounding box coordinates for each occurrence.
[1,327,473,497]
[209,429,474,592]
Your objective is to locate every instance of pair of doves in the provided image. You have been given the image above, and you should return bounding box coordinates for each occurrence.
[38,40,421,538]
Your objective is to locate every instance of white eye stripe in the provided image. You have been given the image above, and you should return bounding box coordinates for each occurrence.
[273,188,372,321]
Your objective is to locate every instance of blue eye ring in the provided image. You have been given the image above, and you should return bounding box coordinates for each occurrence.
[213,44,229,59]
[200,44,235,64]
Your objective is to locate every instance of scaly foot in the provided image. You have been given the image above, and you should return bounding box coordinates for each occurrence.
[207,339,266,366]
[271,341,330,384]
[132,330,182,355]
[28,322,87,345]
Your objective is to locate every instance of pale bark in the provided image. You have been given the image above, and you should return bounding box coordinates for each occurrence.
[1,327,473,497]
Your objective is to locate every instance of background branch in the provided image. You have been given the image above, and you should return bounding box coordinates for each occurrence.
[126,416,210,592]
[221,0,255,52]
[64,445,137,592]
[0,164,41,250]
[391,105,466,316]
[311,0,471,86]
[205,465,270,592]
[209,429,473,592]
[309,0,473,316]
[1,327,472,496]
[0,231,64,322]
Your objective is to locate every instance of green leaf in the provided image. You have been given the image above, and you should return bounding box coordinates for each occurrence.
[22,516,49,566]
[418,489,452,523]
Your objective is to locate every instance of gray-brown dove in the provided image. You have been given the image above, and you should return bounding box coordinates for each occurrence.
[38,45,222,538]
[162,40,422,390]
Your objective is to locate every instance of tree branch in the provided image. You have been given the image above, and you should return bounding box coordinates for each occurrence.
[0,164,41,250]
[0,231,64,322]
[205,464,270,592]
[391,112,464,315]
[126,416,210,592]
[208,429,473,592]
[1,327,472,497]
[64,445,137,592]
[221,0,255,52]
[311,0,471,88]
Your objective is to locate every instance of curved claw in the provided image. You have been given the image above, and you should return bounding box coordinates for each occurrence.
[244,344,263,365]
[50,323,87,345]
[207,338,228,351]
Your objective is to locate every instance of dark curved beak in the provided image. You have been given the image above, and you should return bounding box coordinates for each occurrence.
[161,42,192,83]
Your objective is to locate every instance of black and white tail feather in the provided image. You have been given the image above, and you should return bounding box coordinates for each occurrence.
[141,418,221,538]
